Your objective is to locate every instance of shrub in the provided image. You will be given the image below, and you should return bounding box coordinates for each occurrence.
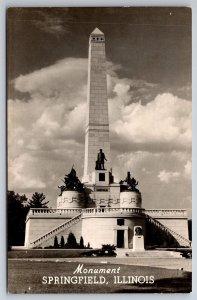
[54,236,59,248]
[60,236,65,248]
[80,236,84,248]
[65,232,79,249]
[102,244,116,250]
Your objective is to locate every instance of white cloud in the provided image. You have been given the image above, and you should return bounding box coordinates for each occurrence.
[184,160,192,177]
[8,58,191,210]
[8,58,88,193]
[158,169,180,183]
[14,58,88,110]
[111,150,191,210]
[109,92,191,151]
[9,153,46,189]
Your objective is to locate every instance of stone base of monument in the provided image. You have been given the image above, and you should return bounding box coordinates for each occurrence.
[133,235,145,251]
[132,225,145,251]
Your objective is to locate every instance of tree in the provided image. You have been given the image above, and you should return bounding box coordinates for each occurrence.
[28,192,49,208]
[80,236,84,248]
[54,236,59,248]
[60,236,65,248]
[66,232,78,248]
[7,191,29,247]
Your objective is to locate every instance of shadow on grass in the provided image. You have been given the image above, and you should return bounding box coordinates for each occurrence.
[8,249,89,259]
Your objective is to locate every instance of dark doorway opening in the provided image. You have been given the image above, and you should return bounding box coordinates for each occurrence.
[117,230,124,248]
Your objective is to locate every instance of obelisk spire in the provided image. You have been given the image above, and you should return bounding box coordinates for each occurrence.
[83,28,111,182]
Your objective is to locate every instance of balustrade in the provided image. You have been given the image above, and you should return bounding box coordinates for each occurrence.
[145,209,187,218]
[82,207,145,214]
[27,207,187,218]
[28,208,82,216]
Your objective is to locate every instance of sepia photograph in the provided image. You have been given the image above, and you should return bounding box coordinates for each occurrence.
[7,7,192,293]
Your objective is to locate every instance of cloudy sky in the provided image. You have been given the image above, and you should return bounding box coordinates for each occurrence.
[7,7,191,213]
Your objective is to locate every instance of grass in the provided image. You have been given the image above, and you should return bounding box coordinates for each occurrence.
[8,260,192,293]
[8,249,89,259]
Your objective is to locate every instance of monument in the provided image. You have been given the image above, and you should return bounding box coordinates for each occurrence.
[83,28,111,182]
[24,28,191,251]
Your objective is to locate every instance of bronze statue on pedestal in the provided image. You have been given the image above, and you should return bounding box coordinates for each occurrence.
[95,149,107,170]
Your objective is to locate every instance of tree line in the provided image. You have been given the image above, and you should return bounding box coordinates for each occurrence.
[51,233,90,249]
[8,191,49,247]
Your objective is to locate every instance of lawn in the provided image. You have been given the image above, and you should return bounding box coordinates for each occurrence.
[8,260,191,293]
[8,249,89,259]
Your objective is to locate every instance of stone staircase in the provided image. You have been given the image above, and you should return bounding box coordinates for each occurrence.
[30,213,82,248]
[116,249,183,258]
[146,214,192,248]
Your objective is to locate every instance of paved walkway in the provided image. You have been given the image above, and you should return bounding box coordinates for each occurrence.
[9,257,192,272]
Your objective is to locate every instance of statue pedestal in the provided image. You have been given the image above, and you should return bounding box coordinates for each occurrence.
[133,226,145,251]
[82,170,110,185]
[92,170,110,185]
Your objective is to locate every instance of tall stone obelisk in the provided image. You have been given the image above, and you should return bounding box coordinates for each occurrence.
[83,28,111,182]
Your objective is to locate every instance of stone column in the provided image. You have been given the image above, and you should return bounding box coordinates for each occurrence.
[124,228,129,248]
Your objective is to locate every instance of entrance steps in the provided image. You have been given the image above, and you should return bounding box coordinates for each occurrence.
[115,249,183,258]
